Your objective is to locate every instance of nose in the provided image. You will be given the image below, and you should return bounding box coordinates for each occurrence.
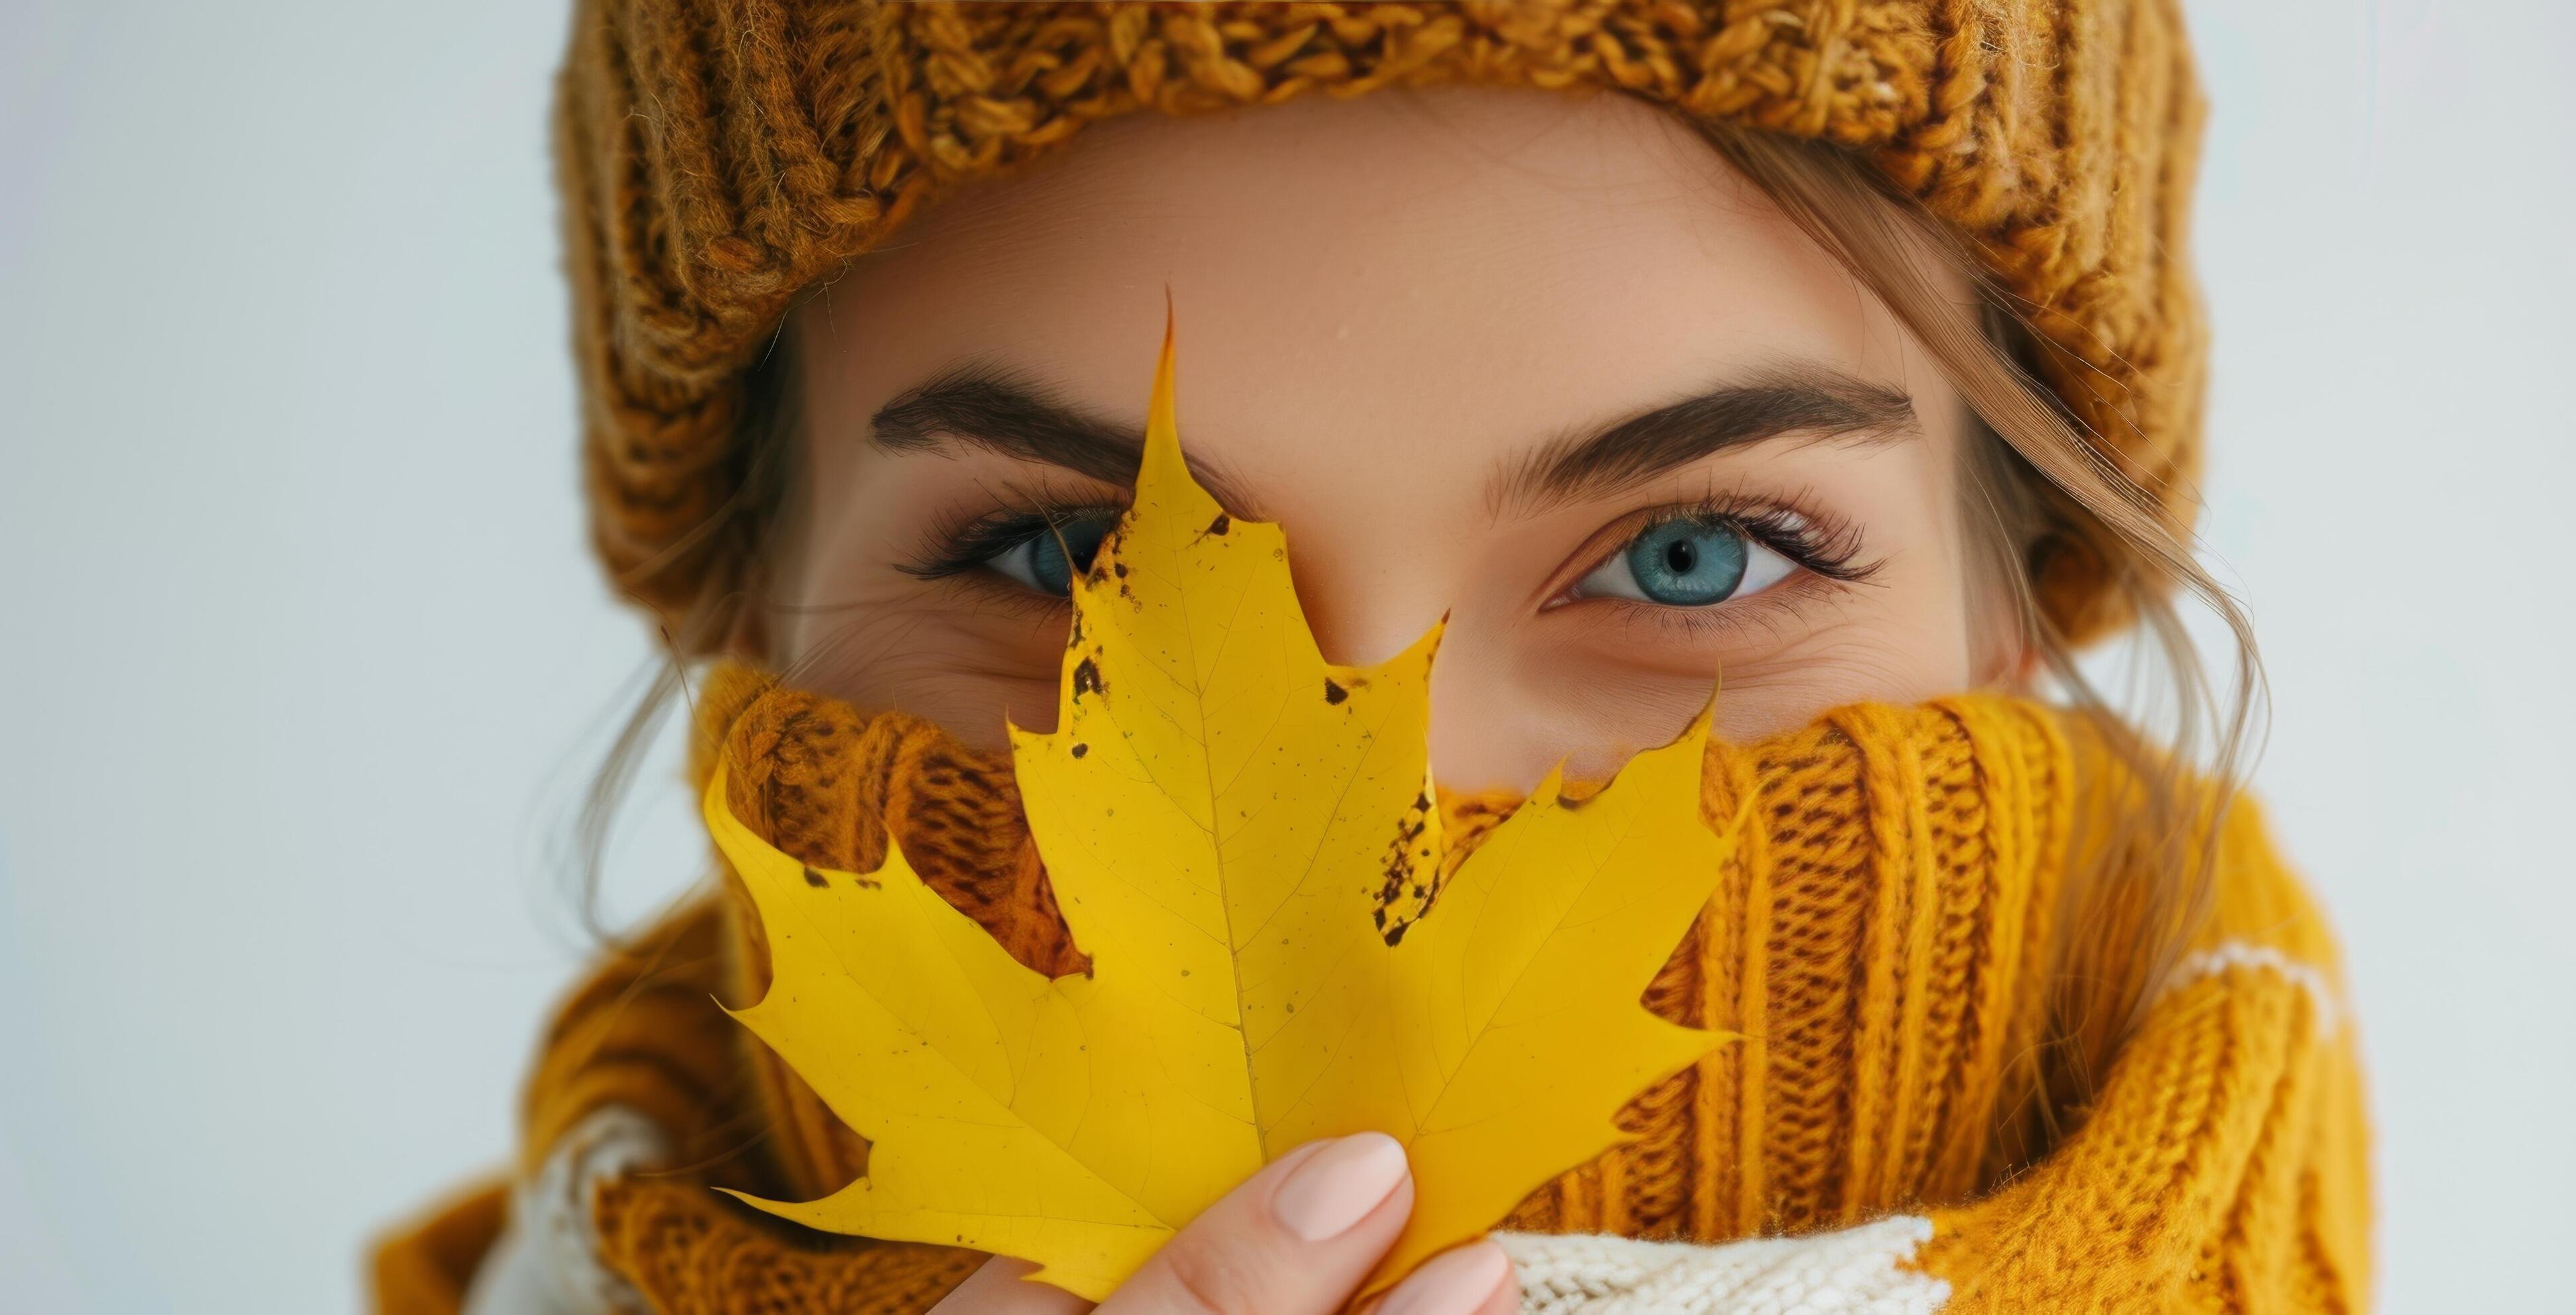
[1276,519,1560,792]
[1279,525,1455,674]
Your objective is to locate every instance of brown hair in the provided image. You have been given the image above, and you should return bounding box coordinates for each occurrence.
[576,116,2261,1172]
[1700,124,2263,1159]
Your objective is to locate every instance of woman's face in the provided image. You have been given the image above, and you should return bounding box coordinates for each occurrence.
[778,89,2002,790]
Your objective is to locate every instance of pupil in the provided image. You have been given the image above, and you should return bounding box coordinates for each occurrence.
[1664,539,1697,574]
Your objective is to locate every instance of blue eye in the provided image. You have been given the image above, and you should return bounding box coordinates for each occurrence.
[1575,516,1797,607]
[985,513,1118,596]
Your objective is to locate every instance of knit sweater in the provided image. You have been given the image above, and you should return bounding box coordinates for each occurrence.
[373,671,2370,1312]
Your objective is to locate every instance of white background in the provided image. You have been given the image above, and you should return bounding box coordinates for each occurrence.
[2,2,2567,1309]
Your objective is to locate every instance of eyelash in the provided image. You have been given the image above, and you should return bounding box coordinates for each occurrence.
[902,490,1880,619]
[900,499,1127,584]
[1607,494,1874,585]
[1526,492,1874,643]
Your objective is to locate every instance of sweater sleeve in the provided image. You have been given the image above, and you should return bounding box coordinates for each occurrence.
[371,892,988,1315]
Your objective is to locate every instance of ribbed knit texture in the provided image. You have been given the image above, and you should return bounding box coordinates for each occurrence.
[373,666,2368,1312]
[558,0,2206,645]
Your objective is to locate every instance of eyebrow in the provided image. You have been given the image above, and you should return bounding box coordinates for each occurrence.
[870,360,1915,517]
[1489,365,1919,515]
[869,364,1258,512]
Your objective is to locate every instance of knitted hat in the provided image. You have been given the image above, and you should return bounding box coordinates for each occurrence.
[557,0,2205,644]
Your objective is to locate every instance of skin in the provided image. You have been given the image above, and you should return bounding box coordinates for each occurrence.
[770,88,2015,1312]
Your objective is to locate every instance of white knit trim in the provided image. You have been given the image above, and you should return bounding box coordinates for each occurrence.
[2159,939,2342,1039]
[1495,1214,1949,1314]
[508,1104,672,1315]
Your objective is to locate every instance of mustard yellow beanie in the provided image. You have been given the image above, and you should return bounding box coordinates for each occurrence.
[557,0,2206,643]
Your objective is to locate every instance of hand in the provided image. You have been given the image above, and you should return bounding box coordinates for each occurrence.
[927,1133,1516,1314]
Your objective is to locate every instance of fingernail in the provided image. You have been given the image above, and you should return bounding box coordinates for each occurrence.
[1269,1133,1410,1241]
[1378,1241,1511,1315]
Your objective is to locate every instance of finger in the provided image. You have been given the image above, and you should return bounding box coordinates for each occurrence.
[1369,1240,1516,1315]
[1097,1133,1414,1315]
[929,1255,1093,1314]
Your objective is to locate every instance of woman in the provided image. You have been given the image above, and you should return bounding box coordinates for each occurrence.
[376,4,2369,1312]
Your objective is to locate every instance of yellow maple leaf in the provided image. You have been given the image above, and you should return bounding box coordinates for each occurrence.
[705,323,1738,1300]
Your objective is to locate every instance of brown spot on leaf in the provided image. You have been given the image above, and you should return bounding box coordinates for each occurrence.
[1369,790,1443,946]
[1071,743,1089,759]
[1072,657,1106,703]
[802,867,828,888]
[1206,513,1230,536]
[1323,679,1348,705]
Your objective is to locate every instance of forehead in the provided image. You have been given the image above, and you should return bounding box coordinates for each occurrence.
[799,87,1943,462]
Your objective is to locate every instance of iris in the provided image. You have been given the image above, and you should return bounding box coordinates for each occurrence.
[1621,519,1749,606]
[1022,515,1116,595]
